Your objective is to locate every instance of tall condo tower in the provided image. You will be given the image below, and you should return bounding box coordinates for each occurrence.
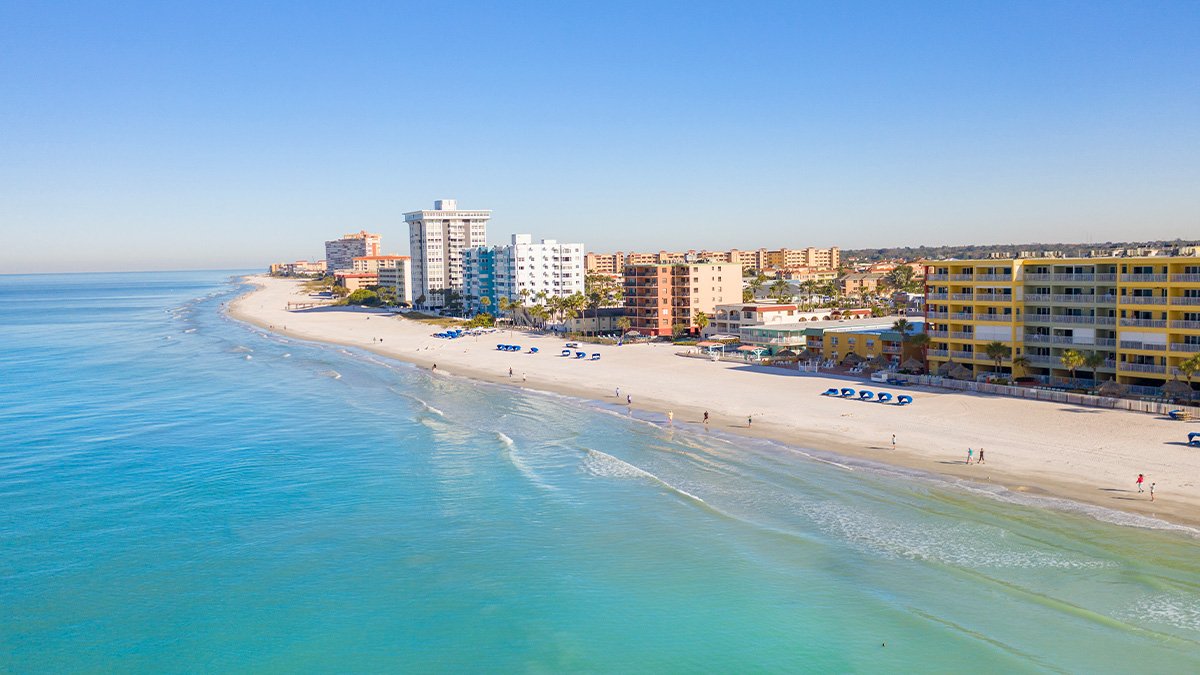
[405,199,490,307]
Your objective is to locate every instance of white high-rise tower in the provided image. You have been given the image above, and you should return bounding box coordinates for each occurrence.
[405,199,490,307]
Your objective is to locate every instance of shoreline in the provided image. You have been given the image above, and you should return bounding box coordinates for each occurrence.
[227,276,1200,532]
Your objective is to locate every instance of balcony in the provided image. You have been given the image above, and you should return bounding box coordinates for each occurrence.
[950,312,975,321]
[974,293,1013,302]
[1120,341,1167,351]
[1024,273,1100,282]
[1052,294,1101,303]
[950,331,975,340]
[1025,293,1051,302]
[1025,315,1098,325]
[1123,273,1168,283]
[950,274,974,281]
[1170,297,1200,306]
[951,351,978,360]
[1171,320,1200,330]
[927,349,950,358]
[1121,296,1168,305]
[976,314,1015,323]
[926,273,949,281]
[1119,318,1168,328]
[926,293,949,301]
[975,274,1013,282]
[1025,355,1058,366]
[950,293,975,301]
[1119,362,1167,374]
[926,311,950,319]
[1095,337,1118,347]
[1170,343,1200,353]
[1169,274,1200,283]
[926,330,949,338]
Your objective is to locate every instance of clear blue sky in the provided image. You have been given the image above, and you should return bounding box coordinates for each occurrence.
[2,1,1197,272]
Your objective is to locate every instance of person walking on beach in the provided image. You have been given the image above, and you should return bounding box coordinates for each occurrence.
[747,415,753,427]
[703,411,709,425]
[667,411,674,424]
[522,372,526,383]
[1150,483,1155,501]
[1136,473,1145,492]
[432,364,437,371]
[977,448,985,464]
[891,434,896,450]
[966,448,973,464]
[615,387,620,399]
[626,394,632,406]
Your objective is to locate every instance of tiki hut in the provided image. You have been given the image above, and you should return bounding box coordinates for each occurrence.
[841,353,866,367]
[936,360,958,376]
[900,357,925,373]
[867,355,891,369]
[797,348,819,361]
[949,364,974,380]
[1097,380,1129,398]
[1162,379,1194,399]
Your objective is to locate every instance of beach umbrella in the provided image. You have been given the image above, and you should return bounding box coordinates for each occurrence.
[1097,379,1128,397]
[900,357,925,373]
[797,348,818,360]
[1161,379,1192,398]
[949,364,974,380]
[842,353,865,366]
[936,360,957,376]
[624,330,642,337]
[868,355,890,369]
[775,349,798,358]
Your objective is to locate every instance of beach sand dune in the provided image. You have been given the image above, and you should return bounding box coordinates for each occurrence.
[230,276,1200,529]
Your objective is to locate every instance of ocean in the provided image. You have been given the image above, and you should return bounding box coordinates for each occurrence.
[2,271,1199,672]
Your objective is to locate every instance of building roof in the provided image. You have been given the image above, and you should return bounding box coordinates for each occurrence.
[353,255,409,260]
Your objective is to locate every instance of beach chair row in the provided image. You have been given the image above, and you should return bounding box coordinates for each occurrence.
[496,344,538,354]
[434,329,465,339]
[561,350,600,360]
[821,387,911,405]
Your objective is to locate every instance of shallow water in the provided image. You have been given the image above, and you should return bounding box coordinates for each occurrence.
[2,271,1199,672]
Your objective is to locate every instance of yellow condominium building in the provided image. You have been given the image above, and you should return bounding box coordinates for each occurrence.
[923,256,1200,395]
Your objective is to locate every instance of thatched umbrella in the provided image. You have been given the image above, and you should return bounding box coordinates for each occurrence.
[868,355,890,369]
[842,353,866,366]
[936,360,957,376]
[1097,380,1128,397]
[775,349,798,358]
[900,357,925,373]
[798,348,818,360]
[949,364,974,380]
[1162,379,1193,399]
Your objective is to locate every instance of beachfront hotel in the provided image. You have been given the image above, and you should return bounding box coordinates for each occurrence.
[324,231,381,273]
[405,199,490,308]
[374,257,413,305]
[587,246,840,275]
[462,234,584,312]
[736,316,921,365]
[623,262,735,336]
[924,255,1200,396]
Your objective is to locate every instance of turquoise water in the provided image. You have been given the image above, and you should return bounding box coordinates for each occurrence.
[2,272,1200,672]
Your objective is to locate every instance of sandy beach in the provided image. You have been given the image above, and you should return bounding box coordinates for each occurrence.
[229,276,1200,529]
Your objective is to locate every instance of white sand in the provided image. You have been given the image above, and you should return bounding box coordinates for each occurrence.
[230,276,1200,529]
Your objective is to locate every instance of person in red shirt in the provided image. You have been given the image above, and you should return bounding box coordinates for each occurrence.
[1136,473,1145,493]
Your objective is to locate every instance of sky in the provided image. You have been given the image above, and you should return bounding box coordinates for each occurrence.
[1,1,1198,273]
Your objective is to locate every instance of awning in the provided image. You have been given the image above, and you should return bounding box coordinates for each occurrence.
[736,345,761,352]
[697,341,721,347]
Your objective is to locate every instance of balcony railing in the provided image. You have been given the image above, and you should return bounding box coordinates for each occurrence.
[1120,341,1167,351]
[1095,337,1118,347]
[926,293,949,300]
[951,351,978,360]
[950,331,975,340]
[1122,296,1168,305]
[1025,294,1052,302]
[1026,315,1098,325]
[976,314,1015,323]
[1052,294,1100,303]
[1024,273,1102,282]
[1170,297,1200,306]
[974,293,1013,302]
[1120,318,1168,328]
[926,311,949,319]
[926,273,949,281]
[1171,320,1200,330]
[926,330,949,338]
[1170,343,1200,353]
[950,274,974,281]
[927,349,950,358]
[975,274,1012,282]
[1169,274,1200,283]
[950,312,975,321]
[950,293,974,301]
[1118,362,1167,374]
[1122,273,1167,282]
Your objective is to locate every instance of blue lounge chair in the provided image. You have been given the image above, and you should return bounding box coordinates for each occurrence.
[840,388,856,397]
[877,392,893,403]
[575,351,587,359]
[822,388,840,396]
[496,344,506,350]
[511,345,522,352]
[897,395,913,406]
[859,390,874,401]
[529,347,538,354]
[591,353,600,360]
[1168,409,1190,421]
[565,342,579,348]
[1189,432,1200,446]
[561,349,571,357]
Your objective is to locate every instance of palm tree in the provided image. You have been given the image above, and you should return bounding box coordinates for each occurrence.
[694,310,710,335]
[770,278,790,303]
[747,274,766,299]
[1082,351,1106,383]
[1011,355,1031,379]
[904,332,931,371]
[1060,348,1085,384]
[617,316,632,336]
[1177,353,1200,400]
[891,318,912,335]
[984,341,1009,375]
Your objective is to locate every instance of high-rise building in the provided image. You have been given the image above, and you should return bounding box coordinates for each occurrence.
[923,255,1200,396]
[324,231,381,273]
[623,262,735,336]
[405,199,490,307]
[463,234,585,313]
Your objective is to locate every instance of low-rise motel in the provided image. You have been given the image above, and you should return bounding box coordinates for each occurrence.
[734,316,923,365]
[923,254,1200,396]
